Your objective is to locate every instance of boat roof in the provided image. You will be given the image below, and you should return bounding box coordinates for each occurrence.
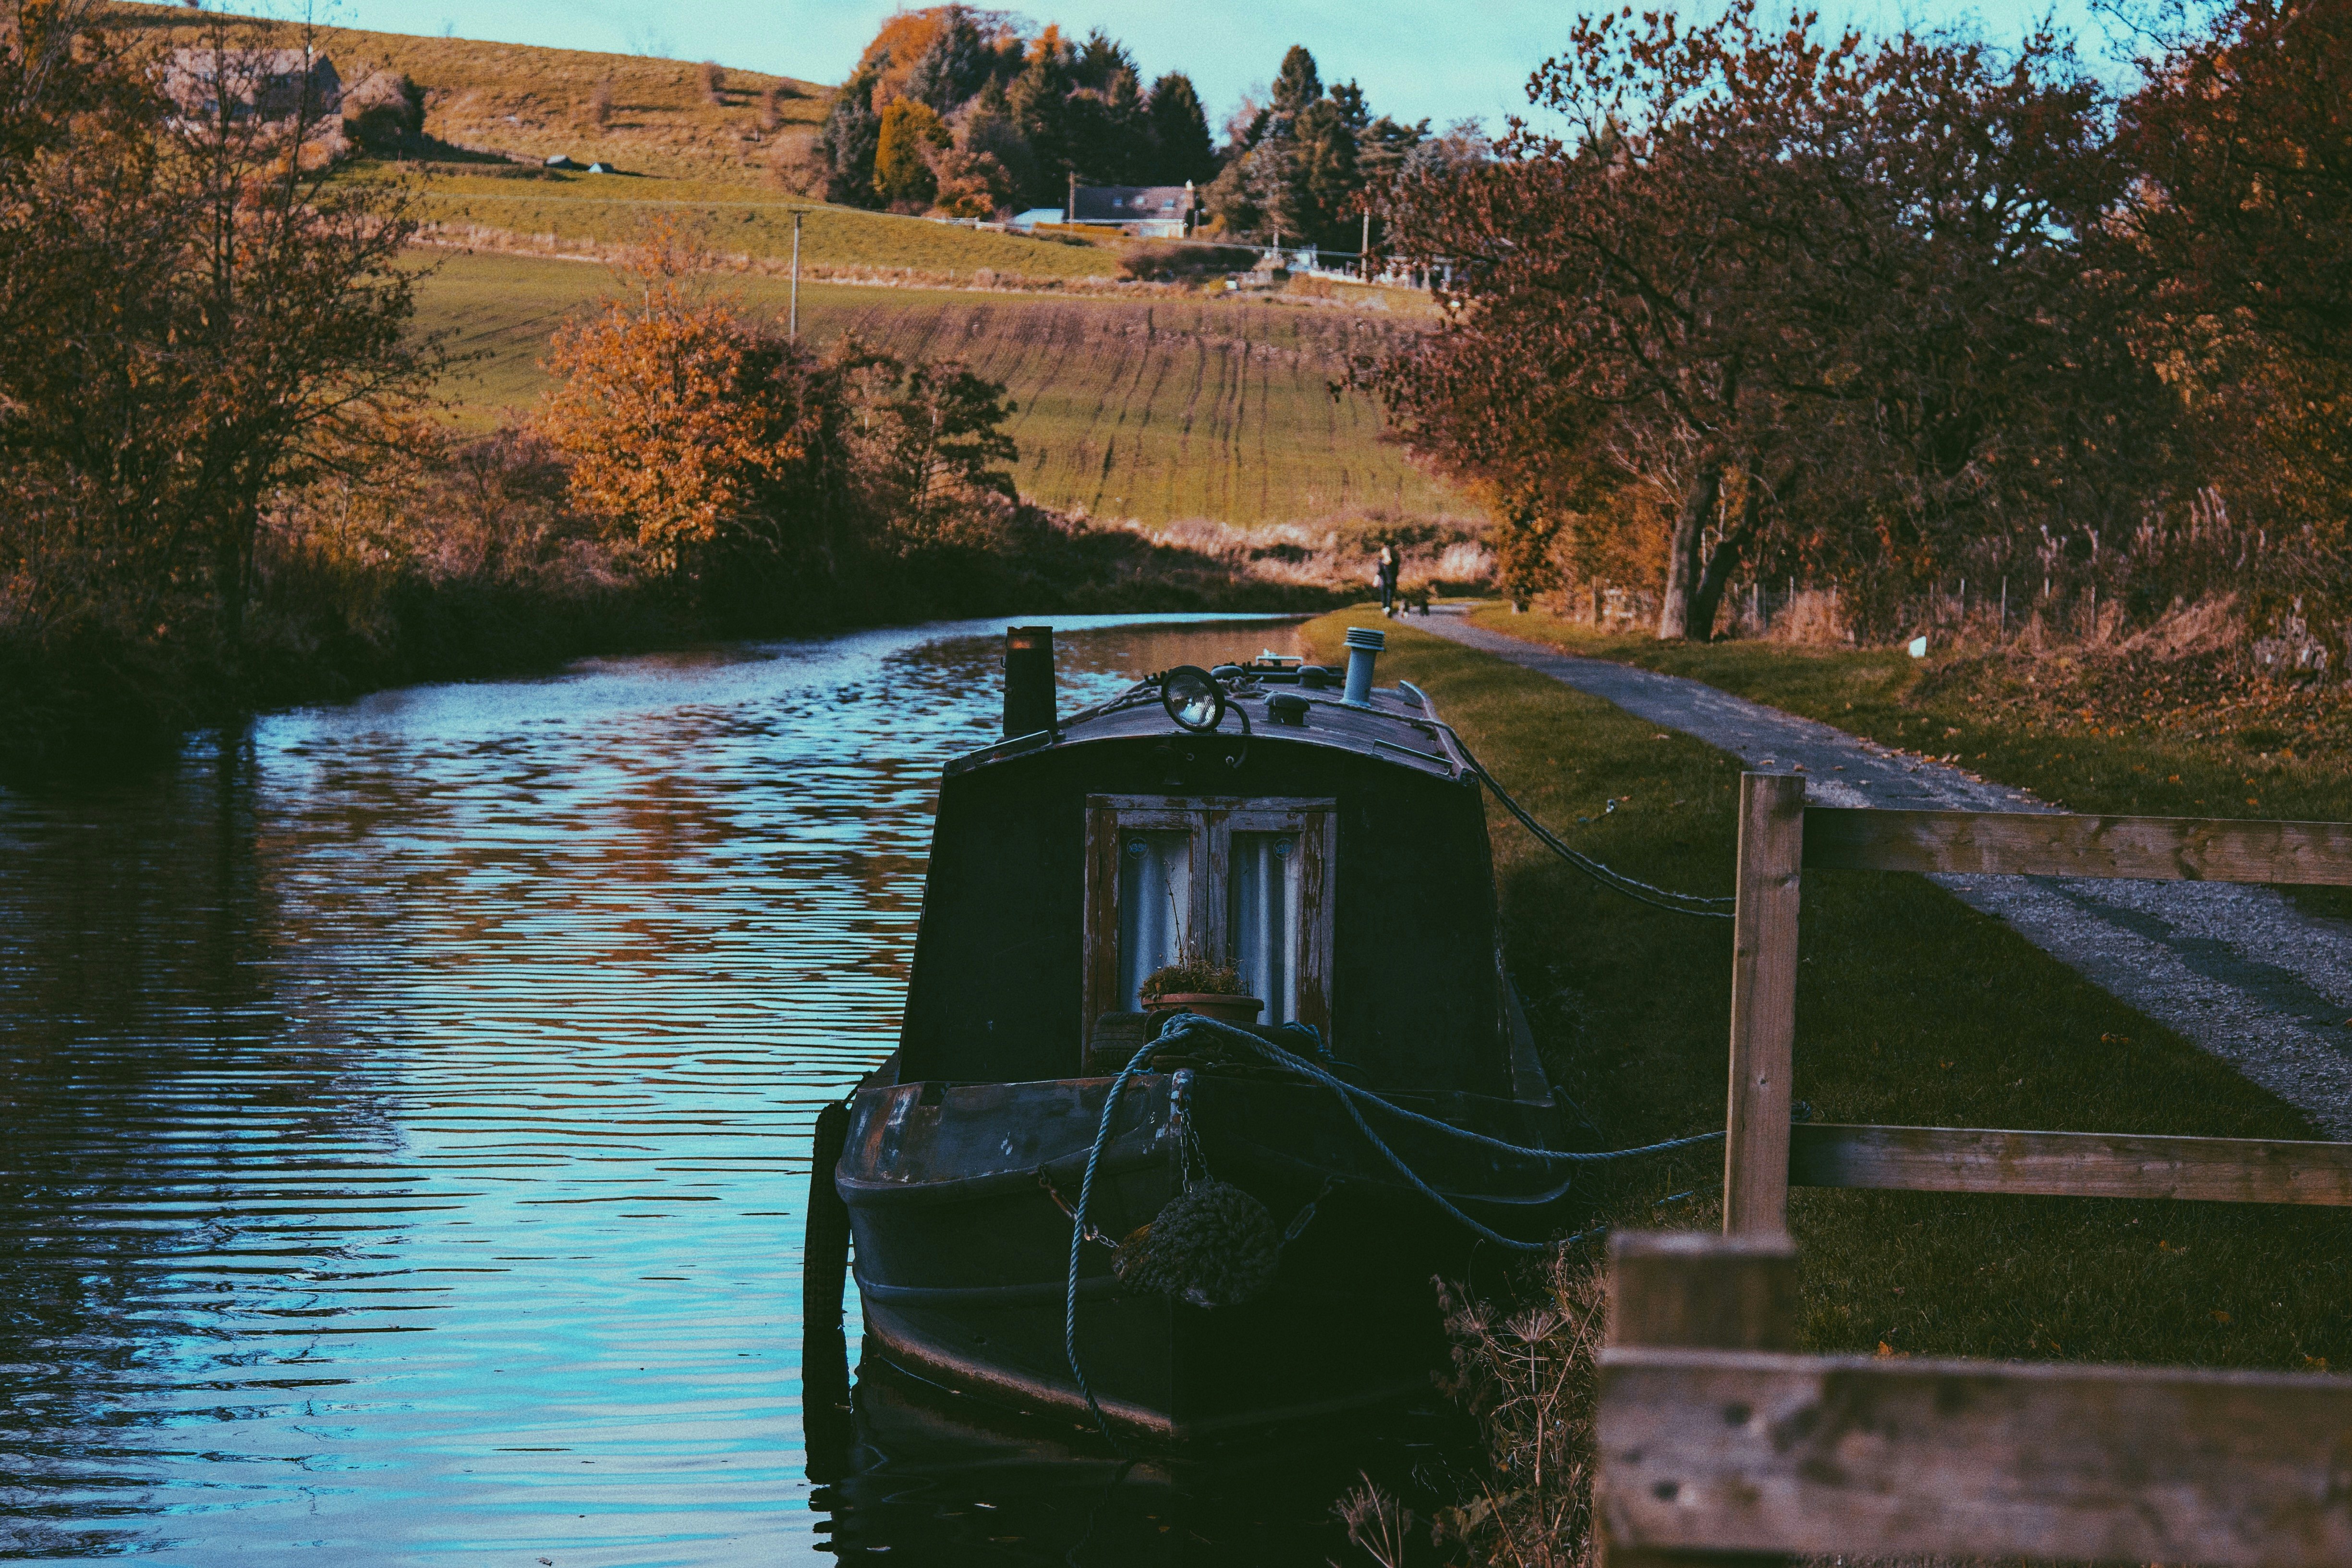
[945,672,1472,783]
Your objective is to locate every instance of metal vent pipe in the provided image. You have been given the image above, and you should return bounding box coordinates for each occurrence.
[1342,626,1385,705]
[1004,625,1056,738]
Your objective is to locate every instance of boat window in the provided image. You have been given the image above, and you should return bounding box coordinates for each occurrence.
[1116,831,1194,1010]
[1229,833,1302,1024]
[1082,795,1336,1057]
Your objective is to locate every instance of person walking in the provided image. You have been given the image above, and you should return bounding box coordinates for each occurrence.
[1376,543,1400,618]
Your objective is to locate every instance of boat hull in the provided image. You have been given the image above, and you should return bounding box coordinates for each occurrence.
[839,1067,1578,1443]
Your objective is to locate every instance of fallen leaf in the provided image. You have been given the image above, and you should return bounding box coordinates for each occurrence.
[2305,1355,2330,1371]
[2210,1309,2232,1325]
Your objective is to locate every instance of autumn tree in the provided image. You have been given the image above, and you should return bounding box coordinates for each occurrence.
[540,221,1019,589]
[1,3,442,649]
[543,225,833,577]
[2114,0,2352,614]
[1375,5,2131,639]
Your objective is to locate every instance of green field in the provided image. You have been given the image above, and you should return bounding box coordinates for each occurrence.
[412,250,1468,527]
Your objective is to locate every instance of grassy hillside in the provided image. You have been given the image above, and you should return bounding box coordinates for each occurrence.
[110,2,827,181]
[414,182,1124,280]
[107,7,1468,529]
[413,251,1470,527]
[108,3,1128,281]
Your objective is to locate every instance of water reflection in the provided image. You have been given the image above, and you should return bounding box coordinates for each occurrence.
[2,614,1466,1565]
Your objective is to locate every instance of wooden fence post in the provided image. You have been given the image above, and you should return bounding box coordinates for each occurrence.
[1600,1231,1799,1568]
[1724,772,1806,1235]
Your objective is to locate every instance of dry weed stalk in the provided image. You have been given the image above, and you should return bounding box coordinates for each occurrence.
[1341,1250,1607,1568]
[1335,1474,1418,1568]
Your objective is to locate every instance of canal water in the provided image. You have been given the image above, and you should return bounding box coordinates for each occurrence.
[0,615,1463,1566]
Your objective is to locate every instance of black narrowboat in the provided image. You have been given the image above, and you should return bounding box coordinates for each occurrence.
[812,624,1588,1446]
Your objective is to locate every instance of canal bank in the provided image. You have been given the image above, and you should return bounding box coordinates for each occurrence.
[1289,606,2352,1562]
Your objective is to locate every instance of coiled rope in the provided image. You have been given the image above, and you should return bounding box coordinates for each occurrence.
[1061,1017,1726,1443]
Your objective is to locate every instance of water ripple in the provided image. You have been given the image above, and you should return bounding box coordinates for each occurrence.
[0,615,1303,1565]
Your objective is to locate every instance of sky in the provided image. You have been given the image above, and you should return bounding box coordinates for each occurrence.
[223,0,2132,131]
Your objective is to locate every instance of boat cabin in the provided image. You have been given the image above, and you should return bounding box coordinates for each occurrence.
[896,634,1514,1096]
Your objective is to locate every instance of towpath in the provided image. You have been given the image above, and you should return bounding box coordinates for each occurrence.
[1418,610,2352,1138]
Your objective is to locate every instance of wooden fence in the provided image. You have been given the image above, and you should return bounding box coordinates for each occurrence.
[1723,774,2352,1231]
[1597,1231,2352,1567]
[1592,777,2352,1565]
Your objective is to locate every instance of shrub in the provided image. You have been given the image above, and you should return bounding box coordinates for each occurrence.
[698,60,725,104]
[1118,242,1257,281]
[342,68,424,153]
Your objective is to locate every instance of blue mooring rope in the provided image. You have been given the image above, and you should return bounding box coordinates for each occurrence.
[1060,1017,1728,1443]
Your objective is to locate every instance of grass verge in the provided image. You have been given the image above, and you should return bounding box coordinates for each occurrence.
[1462,603,2352,929]
[1463,604,2352,823]
[1298,606,2351,1367]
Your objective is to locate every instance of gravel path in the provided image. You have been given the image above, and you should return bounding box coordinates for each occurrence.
[1418,611,2352,1137]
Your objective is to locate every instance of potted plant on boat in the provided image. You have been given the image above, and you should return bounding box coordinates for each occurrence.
[1140,944,1262,1025]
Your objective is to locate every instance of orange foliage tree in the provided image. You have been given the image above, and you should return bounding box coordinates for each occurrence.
[541,224,843,578]
[540,220,1022,593]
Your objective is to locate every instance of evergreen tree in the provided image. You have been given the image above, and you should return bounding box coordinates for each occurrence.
[1329,79,1370,132]
[1102,68,1152,182]
[959,77,1038,204]
[1357,114,1428,184]
[901,8,994,113]
[873,98,950,207]
[1007,39,1076,206]
[1289,98,1361,248]
[1073,28,1138,93]
[1145,72,1216,185]
[1272,46,1321,114]
[817,64,884,207]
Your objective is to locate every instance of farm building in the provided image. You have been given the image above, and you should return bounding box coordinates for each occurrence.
[1013,183,1201,238]
[163,49,342,122]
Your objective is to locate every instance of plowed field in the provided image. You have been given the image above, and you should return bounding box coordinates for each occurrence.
[411,250,1468,528]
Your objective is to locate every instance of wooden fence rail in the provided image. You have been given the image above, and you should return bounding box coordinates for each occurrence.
[1626,785,2352,1565]
[1597,1232,2352,1568]
[1719,775,2352,1233]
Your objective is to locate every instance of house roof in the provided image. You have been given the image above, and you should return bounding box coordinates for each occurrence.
[1070,184,1199,223]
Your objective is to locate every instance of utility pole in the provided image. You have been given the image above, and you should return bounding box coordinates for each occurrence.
[1360,208,1370,280]
[1067,169,1076,228]
[789,210,801,340]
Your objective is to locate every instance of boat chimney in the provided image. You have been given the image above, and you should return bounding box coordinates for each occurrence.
[1342,626,1385,705]
[1004,625,1056,739]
